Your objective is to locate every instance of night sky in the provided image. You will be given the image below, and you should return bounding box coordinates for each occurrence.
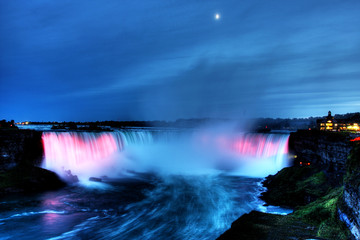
[1,0,359,121]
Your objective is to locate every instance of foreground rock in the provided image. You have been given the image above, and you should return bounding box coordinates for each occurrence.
[0,129,66,197]
[217,211,320,240]
[218,168,353,239]
[261,166,332,208]
[0,165,66,197]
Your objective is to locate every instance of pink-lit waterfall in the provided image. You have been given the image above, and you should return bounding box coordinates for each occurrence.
[42,130,290,180]
[42,131,153,180]
[232,134,289,158]
[195,133,288,158]
[193,132,290,176]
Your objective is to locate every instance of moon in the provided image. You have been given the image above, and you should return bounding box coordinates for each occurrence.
[215,13,220,20]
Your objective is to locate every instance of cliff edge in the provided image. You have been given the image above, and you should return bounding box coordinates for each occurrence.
[0,129,65,197]
[219,130,359,240]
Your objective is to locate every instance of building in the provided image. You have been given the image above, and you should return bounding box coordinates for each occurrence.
[318,111,336,131]
[317,111,360,132]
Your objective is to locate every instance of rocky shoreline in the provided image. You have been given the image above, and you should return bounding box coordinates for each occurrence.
[219,131,360,240]
[0,164,66,197]
[0,129,66,197]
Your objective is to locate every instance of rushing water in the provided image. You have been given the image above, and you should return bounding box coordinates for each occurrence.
[0,128,291,239]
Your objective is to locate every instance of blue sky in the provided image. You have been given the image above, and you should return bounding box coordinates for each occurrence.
[1,0,359,121]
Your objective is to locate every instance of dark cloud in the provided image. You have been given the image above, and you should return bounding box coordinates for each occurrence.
[1,0,359,121]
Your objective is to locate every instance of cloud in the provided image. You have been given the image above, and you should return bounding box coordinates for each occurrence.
[1,0,360,121]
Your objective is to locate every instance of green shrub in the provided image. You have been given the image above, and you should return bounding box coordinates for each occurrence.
[294,187,351,239]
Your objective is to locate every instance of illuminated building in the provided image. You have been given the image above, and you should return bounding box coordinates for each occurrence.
[317,111,360,132]
[318,111,335,131]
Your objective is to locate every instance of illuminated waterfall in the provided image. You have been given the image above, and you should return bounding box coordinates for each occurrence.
[42,130,290,180]
[193,132,290,176]
[42,131,153,180]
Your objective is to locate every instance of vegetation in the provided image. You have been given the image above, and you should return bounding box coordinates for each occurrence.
[334,112,360,122]
[344,143,360,187]
[259,164,354,239]
[294,187,351,239]
[0,119,18,129]
[218,211,319,240]
[261,140,360,239]
[220,185,352,240]
[261,166,331,207]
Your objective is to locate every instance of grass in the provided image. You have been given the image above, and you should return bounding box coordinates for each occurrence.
[296,171,329,197]
[262,166,331,207]
[293,187,351,239]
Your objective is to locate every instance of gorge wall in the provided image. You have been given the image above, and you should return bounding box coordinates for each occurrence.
[339,144,360,239]
[289,130,353,178]
[0,129,65,196]
[289,130,360,239]
[0,129,43,170]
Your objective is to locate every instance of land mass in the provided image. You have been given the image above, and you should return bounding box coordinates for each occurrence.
[218,130,360,240]
[17,112,360,131]
[0,129,65,197]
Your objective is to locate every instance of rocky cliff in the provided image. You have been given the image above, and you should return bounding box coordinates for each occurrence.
[338,144,360,239]
[0,129,65,196]
[289,130,353,180]
[220,130,360,239]
[290,130,360,239]
[0,129,43,170]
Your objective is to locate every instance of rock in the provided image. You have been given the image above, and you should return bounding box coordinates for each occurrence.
[293,187,352,240]
[0,129,43,170]
[89,177,102,182]
[0,129,67,197]
[217,211,320,240]
[0,165,66,197]
[289,130,352,181]
[62,169,79,183]
[220,130,359,240]
[338,143,360,239]
[261,166,331,208]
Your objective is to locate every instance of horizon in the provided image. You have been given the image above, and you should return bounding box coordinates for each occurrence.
[1,0,360,122]
[12,111,360,124]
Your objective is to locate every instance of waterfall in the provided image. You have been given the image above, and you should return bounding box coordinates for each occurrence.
[42,130,290,180]
[42,131,153,180]
[192,132,289,176]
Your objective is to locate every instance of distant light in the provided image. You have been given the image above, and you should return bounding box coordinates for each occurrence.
[215,13,220,20]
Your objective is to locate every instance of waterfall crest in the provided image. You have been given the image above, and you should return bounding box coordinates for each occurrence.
[42,130,290,180]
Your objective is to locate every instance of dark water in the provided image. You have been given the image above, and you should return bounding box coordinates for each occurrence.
[0,173,289,240]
